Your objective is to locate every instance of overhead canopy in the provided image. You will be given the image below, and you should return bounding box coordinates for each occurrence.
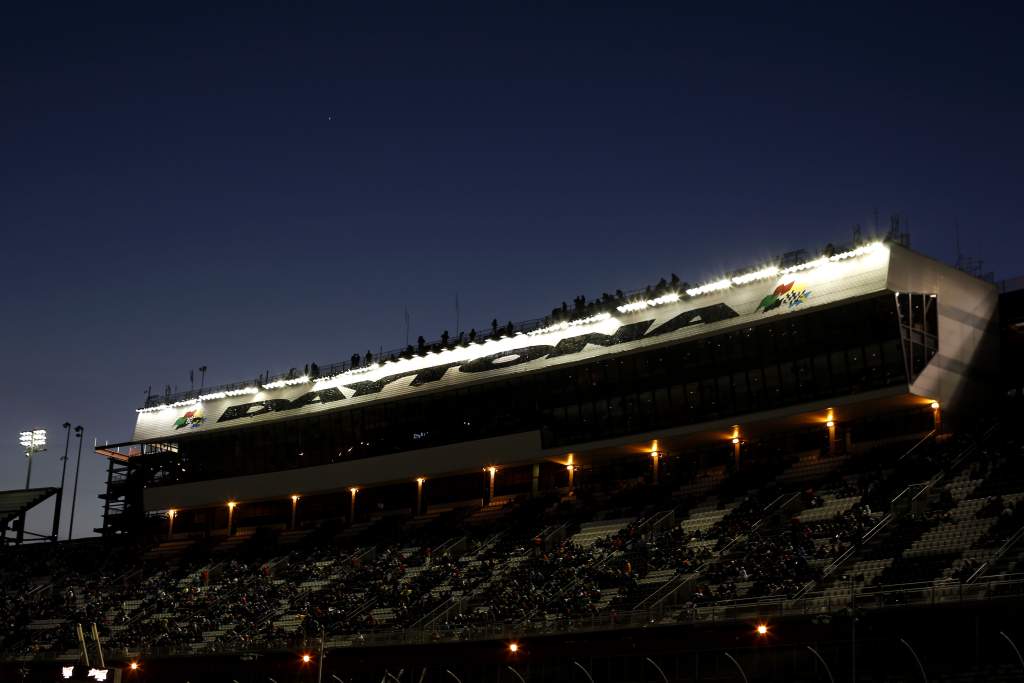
[0,487,58,528]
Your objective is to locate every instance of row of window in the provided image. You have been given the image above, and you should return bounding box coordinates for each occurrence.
[154,294,918,486]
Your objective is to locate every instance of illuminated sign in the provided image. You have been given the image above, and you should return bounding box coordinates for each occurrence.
[132,243,891,442]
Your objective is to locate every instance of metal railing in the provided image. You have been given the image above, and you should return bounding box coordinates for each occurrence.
[142,310,579,408]
[12,571,1024,663]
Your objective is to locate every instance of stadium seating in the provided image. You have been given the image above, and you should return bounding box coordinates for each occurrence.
[4,421,1024,664]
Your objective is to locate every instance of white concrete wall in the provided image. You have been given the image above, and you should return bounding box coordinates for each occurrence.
[144,430,543,511]
[886,244,999,410]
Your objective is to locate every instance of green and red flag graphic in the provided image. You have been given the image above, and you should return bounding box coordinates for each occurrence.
[173,409,205,430]
[756,280,812,313]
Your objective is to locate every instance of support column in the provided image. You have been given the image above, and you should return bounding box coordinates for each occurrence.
[416,478,425,515]
[731,426,741,469]
[566,465,575,494]
[290,495,299,529]
[485,467,497,504]
[531,463,540,498]
[827,419,837,455]
[651,452,660,485]
[932,401,942,432]
[349,487,358,523]
[227,502,236,536]
[167,509,176,540]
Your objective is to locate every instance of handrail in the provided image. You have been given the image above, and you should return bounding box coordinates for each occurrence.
[66,572,1024,661]
[896,429,937,463]
[967,522,1024,584]
[141,274,705,409]
[791,427,985,600]
[635,491,803,611]
[634,507,676,538]
[410,596,462,631]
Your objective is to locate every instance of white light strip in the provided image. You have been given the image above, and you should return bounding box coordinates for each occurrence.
[730,265,780,286]
[138,242,887,414]
[527,312,612,335]
[309,363,380,389]
[616,293,680,314]
[685,242,885,299]
[137,399,201,414]
[197,386,260,401]
[313,316,622,393]
[262,375,310,390]
[684,279,731,297]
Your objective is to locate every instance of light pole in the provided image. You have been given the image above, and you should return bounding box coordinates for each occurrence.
[52,423,72,541]
[16,428,47,543]
[19,429,47,489]
[318,623,325,683]
[67,426,83,541]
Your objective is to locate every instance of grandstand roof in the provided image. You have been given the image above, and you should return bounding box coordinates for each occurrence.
[0,487,58,528]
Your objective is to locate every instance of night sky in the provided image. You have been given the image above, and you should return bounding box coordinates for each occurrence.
[2,3,1022,538]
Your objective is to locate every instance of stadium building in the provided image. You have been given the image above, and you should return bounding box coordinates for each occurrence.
[100,240,994,537]
[6,236,1024,683]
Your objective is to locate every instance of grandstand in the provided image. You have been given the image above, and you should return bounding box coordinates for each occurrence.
[5,237,1024,682]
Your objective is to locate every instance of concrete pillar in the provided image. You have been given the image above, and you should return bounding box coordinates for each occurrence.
[486,467,496,504]
[349,487,358,523]
[651,453,660,485]
[531,463,540,497]
[416,478,425,515]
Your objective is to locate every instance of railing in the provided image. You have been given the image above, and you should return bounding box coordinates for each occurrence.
[142,311,576,409]
[142,237,888,409]
[968,523,1024,583]
[14,572,1024,664]
[634,507,677,537]
[635,491,800,611]
[102,573,1024,660]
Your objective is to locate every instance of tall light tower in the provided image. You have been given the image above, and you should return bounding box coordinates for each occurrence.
[16,429,46,544]
[19,429,47,489]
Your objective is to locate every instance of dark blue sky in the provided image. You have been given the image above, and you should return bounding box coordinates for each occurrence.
[2,2,1022,538]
